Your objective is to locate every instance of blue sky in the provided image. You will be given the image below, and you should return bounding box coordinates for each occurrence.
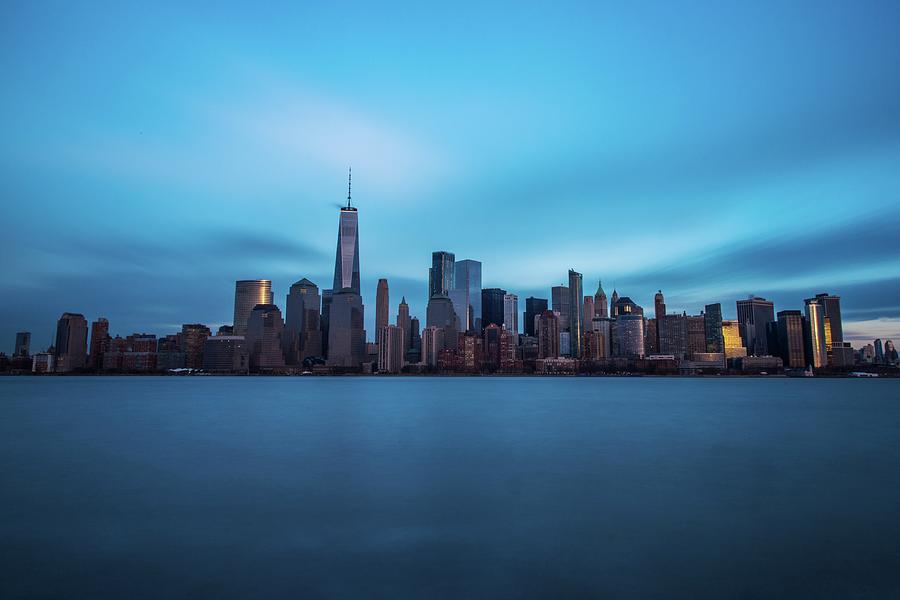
[2,1,899,350]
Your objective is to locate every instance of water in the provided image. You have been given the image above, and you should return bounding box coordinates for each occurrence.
[2,376,899,598]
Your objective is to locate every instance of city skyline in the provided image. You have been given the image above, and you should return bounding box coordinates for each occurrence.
[2,3,900,349]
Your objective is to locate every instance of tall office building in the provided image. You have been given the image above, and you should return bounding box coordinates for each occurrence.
[804,297,827,368]
[524,297,548,337]
[180,323,211,369]
[429,251,455,298]
[483,323,503,369]
[409,316,421,351]
[589,317,613,358]
[583,296,595,333]
[397,296,411,352]
[568,270,584,358]
[687,314,706,358]
[736,296,775,356]
[421,326,445,367]
[874,339,884,364]
[594,280,608,318]
[375,278,389,347]
[233,280,273,337]
[481,288,506,329]
[721,320,747,359]
[54,312,88,372]
[814,293,843,344]
[658,313,688,358]
[537,310,561,359]
[551,286,570,331]
[454,259,482,331]
[614,314,645,358]
[426,295,459,351]
[610,289,619,317]
[704,303,724,353]
[88,318,109,368]
[378,324,404,374]
[503,293,519,335]
[284,278,322,364]
[654,290,666,350]
[776,310,806,368]
[246,304,285,370]
[321,289,333,356]
[327,174,366,367]
[14,332,31,357]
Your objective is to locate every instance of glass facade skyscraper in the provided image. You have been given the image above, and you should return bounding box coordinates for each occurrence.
[233,280,273,337]
[429,251,455,298]
[453,259,482,331]
[736,296,775,356]
[568,270,583,358]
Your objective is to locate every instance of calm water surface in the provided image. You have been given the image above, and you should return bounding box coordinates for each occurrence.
[2,377,899,598]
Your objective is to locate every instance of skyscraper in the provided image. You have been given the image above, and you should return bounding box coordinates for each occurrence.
[568,270,583,358]
[426,295,459,351]
[537,310,560,359]
[378,324,404,374]
[594,280,608,318]
[333,172,361,295]
[583,296,595,334]
[736,296,775,356]
[874,339,884,364]
[654,290,665,350]
[814,293,843,344]
[54,312,88,372]
[327,173,366,367]
[551,286,570,331]
[180,323,211,369]
[610,289,619,317]
[421,326,445,367]
[397,296,411,352]
[375,278,389,347]
[88,318,109,368]
[429,251,455,298]
[614,314,645,358]
[704,303,724,353]
[524,297,548,337]
[233,280,273,337]
[776,310,806,368]
[481,288,506,330]
[503,293,519,335]
[284,278,322,364]
[246,304,285,370]
[804,297,827,368]
[454,259,482,331]
[14,332,31,357]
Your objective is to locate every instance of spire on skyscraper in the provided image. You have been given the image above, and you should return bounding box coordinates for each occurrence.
[347,167,352,208]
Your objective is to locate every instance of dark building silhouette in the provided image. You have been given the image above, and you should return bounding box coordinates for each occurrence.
[202,336,248,373]
[537,310,560,359]
[14,332,31,357]
[776,310,806,368]
[246,304,285,370]
[524,297,548,337]
[429,251,455,298]
[285,278,322,364]
[704,303,725,353]
[481,288,506,330]
[551,285,570,331]
[736,296,775,356]
[54,312,88,372]
[568,270,583,358]
[375,278,389,347]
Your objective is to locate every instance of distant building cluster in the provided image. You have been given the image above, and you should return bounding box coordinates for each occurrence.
[3,175,898,376]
